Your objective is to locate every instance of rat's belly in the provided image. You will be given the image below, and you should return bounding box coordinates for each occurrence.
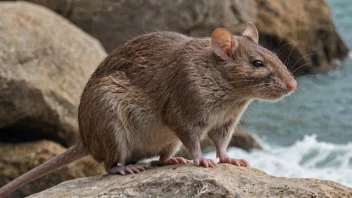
[126,124,179,163]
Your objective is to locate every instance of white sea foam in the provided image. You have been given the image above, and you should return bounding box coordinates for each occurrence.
[204,135,352,187]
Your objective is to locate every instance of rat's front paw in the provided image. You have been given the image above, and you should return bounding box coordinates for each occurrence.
[193,157,217,168]
[153,157,190,166]
[219,157,250,167]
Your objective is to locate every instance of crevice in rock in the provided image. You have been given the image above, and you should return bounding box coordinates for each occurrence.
[0,117,68,147]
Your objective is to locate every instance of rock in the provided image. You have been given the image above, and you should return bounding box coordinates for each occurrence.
[177,128,262,159]
[28,164,352,198]
[0,2,107,146]
[254,0,349,75]
[0,140,105,198]
[21,0,348,74]
[24,0,257,52]
[231,127,262,151]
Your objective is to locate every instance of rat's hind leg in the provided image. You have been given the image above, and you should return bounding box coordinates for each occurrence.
[105,136,149,175]
[107,164,149,175]
[152,140,189,166]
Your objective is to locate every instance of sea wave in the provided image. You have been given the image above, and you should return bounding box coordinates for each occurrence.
[205,135,352,187]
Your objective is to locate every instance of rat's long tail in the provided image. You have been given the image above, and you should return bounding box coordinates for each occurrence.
[0,141,88,197]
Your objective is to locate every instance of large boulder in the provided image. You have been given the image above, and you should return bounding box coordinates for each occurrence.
[23,0,257,52]
[29,164,352,198]
[0,2,107,146]
[254,0,349,74]
[0,141,105,198]
[22,0,348,74]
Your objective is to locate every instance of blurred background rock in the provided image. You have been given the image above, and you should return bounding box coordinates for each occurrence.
[15,0,349,74]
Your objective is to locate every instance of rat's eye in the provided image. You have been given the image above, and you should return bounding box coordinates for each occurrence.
[252,60,264,67]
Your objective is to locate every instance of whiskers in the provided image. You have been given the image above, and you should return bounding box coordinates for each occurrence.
[296,74,318,80]
[285,41,300,64]
[251,84,272,93]
[276,42,295,57]
[290,54,313,75]
[276,41,314,76]
[271,34,314,77]
[220,79,257,87]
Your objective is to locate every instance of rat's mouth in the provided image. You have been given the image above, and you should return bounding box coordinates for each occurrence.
[257,87,293,101]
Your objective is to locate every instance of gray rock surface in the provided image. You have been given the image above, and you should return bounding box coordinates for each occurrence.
[22,0,349,74]
[0,2,107,145]
[29,164,352,198]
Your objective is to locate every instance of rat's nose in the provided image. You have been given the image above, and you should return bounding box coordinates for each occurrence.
[287,80,297,92]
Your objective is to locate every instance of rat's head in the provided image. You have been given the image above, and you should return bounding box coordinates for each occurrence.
[211,23,297,101]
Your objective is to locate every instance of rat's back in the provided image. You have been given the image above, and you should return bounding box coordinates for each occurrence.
[78,31,193,170]
[93,31,192,75]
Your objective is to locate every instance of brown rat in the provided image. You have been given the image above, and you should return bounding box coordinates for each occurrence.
[0,23,296,197]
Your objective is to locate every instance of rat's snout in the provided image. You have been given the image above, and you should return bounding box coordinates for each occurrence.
[287,80,297,92]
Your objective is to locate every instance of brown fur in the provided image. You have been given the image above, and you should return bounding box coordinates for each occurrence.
[0,26,296,197]
[79,31,295,170]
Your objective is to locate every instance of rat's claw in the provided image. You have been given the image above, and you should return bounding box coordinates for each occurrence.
[130,166,140,173]
[221,157,231,164]
[230,159,240,166]
[155,157,190,166]
[219,157,250,167]
[239,159,250,167]
[135,165,146,171]
[125,167,134,174]
[175,157,188,164]
[194,157,217,168]
[201,159,209,167]
[170,158,178,164]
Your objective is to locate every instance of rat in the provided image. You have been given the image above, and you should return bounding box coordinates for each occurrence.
[0,23,297,197]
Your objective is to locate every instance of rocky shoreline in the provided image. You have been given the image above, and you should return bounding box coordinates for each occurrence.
[28,164,352,198]
[0,1,350,197]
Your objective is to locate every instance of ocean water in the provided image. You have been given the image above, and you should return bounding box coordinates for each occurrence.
[208,0,352,187]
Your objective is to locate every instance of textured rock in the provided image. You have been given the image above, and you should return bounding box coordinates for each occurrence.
[22,0,348,74]
[255,0,349,75]
[0,141,105,198]
[24,0,257,52]
[0,2,107,145]
[29,164,352,198]
[231,127,262,151]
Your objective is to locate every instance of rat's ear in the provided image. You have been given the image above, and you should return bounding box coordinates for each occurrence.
[211,28,237,60]
[242,22,259,44]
